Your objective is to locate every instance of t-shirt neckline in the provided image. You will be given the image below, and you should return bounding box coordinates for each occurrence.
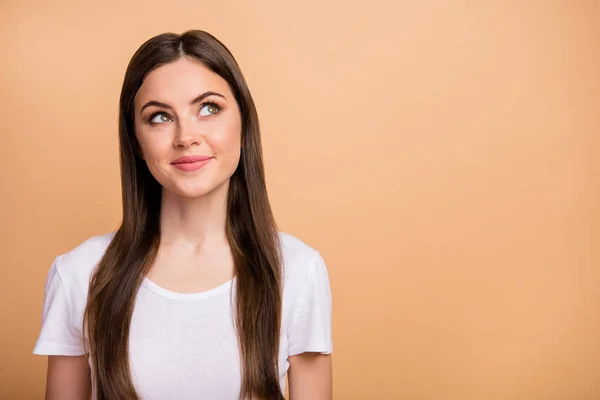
[141,276,236,301]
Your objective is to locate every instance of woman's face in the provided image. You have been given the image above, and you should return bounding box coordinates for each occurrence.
[133,57,242,199]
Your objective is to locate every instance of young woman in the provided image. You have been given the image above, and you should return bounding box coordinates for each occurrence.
[33,30,333,400]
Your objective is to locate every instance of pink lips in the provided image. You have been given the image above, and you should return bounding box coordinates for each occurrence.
[171,155,213,172]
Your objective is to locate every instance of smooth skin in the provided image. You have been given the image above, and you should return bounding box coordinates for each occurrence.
[45,356,90,400]
[46,57,331,399]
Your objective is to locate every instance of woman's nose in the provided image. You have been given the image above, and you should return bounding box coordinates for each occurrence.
[173,116,202,148]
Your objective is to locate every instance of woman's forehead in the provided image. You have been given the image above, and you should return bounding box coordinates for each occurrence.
[135,58,232,107]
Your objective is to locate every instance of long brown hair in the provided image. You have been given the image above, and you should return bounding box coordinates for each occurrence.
[83,30,284,400]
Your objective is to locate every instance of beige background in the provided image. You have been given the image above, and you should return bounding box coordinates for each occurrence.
[1,1,599,399]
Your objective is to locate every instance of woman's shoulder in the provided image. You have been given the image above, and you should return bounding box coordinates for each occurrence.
[279,231,322,265]
[53,231,115,284]
[278,231,329,288]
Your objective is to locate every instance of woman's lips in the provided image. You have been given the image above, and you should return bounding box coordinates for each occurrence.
[171,155,213,172]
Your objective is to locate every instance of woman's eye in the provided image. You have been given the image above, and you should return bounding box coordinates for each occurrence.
[150,113,172,124]
[199,103,220,117]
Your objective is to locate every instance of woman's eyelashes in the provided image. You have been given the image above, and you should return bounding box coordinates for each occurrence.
[147,102,222,125]
[199,102,221,117]
[149,112,173,124]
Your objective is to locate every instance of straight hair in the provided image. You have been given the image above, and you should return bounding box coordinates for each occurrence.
[83,30,284,399]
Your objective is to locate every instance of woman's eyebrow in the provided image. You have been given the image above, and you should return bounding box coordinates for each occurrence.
[139,91,226,115]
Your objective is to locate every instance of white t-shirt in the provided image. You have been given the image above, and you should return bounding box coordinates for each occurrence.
[33,231,333,399]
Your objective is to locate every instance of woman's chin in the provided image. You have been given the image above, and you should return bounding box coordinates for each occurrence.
[164,180,229,200]
[171,186,212,199]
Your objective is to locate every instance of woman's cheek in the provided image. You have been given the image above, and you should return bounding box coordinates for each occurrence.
[141,133,174,161]
[207,128,241,156]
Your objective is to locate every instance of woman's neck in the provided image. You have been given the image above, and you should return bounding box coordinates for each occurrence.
[158,181,229,248]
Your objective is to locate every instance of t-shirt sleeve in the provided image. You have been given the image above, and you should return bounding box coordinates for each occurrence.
[287,253,333,356]
[33,256,86,356]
